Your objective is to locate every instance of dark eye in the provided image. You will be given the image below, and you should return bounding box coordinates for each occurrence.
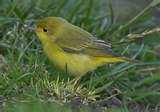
[43,28,48,32]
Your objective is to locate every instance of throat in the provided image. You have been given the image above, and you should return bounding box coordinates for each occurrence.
[42,41,62,54]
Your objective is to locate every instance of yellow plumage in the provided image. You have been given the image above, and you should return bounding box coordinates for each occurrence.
[35,17,128,76]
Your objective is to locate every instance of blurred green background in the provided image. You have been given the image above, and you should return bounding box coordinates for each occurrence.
[0,0,160,112]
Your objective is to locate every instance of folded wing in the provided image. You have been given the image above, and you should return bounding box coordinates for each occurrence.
[55,24,121,57]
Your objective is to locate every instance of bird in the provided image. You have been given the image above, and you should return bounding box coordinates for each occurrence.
[35,17,129,77]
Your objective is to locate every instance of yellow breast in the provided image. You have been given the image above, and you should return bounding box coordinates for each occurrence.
[42,42,104,76]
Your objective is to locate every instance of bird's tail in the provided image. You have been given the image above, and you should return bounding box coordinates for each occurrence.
[103,56,132,63]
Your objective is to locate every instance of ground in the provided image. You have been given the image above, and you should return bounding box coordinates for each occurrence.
[0,0,160,112]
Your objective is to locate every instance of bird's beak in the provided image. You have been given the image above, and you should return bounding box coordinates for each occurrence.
[35,26,42,33]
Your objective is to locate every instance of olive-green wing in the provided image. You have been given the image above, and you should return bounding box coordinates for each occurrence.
[55,24,118,57]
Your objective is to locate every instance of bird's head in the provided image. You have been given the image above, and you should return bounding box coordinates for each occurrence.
[35,17,67,42]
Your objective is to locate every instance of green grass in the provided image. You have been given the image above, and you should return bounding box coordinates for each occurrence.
[0,0,160,111]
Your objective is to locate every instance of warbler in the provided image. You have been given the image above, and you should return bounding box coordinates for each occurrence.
[35,17,128,76]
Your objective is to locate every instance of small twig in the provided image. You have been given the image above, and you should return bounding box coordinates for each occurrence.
[113,27,160,45]
[127,27,160,40]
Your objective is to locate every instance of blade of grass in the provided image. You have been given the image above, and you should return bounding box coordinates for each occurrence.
[134,74,160,88]
[18,38,35,63]
[111,0,160,38]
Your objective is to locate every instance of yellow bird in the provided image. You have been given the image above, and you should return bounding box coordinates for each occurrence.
[35,17,128,77]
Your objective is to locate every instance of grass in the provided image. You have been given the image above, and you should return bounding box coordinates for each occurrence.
[0,0,160,111]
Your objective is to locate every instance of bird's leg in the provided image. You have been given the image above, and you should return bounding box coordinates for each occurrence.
[65,63,69,75]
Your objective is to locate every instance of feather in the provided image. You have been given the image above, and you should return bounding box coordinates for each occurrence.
[55,23,119,57]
